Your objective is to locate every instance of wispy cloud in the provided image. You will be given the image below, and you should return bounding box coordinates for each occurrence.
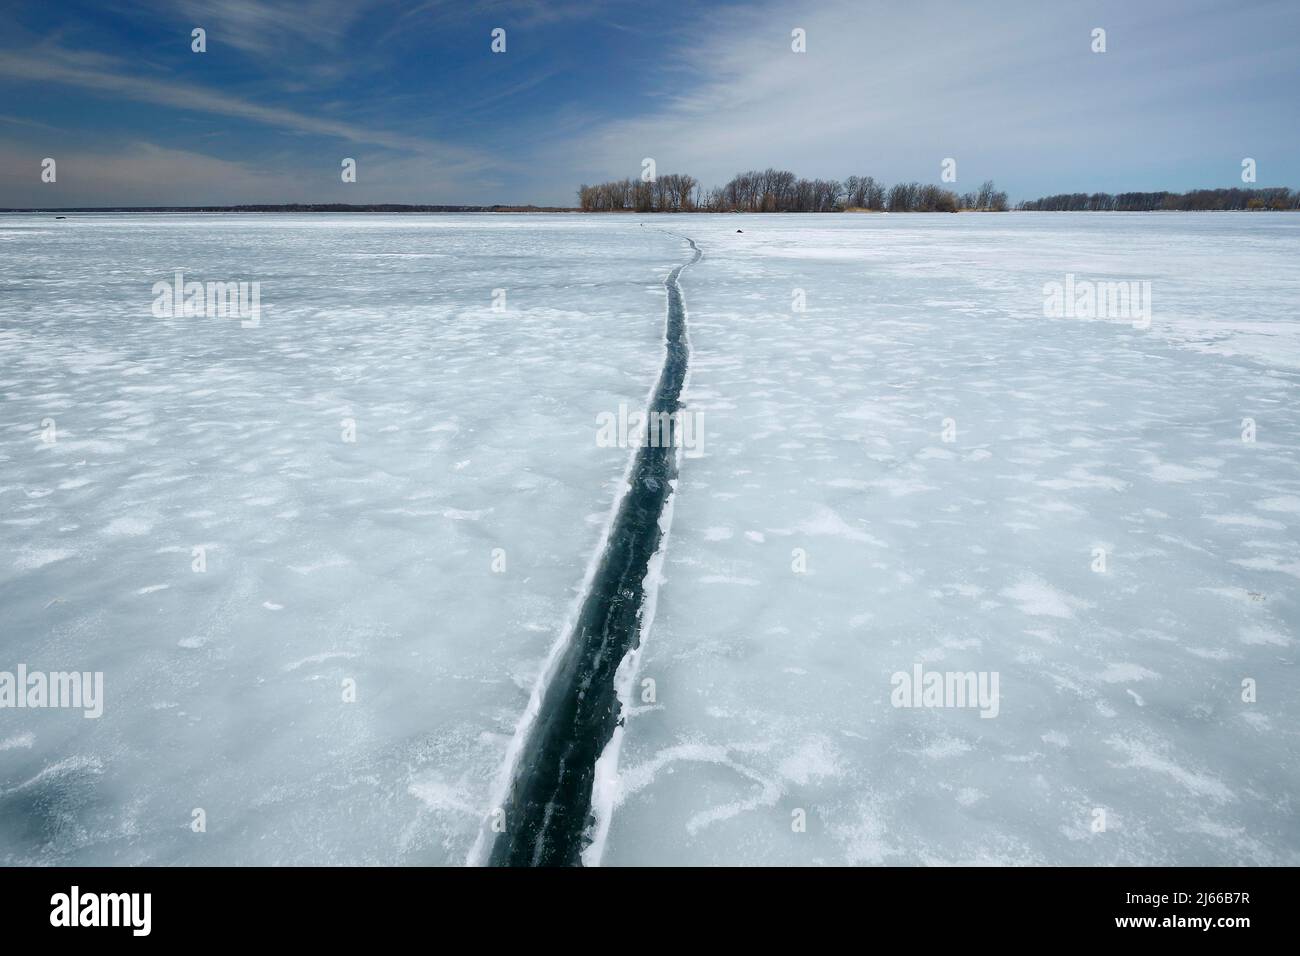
[0,42,490,171]
[394,0,616,29]
[0,139,508,206]
[0,113,63,133]
[0,140,292,206]
[136,0,380,56]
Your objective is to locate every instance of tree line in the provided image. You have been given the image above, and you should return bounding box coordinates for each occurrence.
[1017,187,1300,211]
[577,169,1008,212]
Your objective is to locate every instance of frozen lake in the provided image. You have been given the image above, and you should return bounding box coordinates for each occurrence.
[1,212,1298,865]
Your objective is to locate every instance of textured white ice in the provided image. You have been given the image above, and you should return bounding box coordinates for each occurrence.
[3,212,1298,867]
[0,213,680,864]
[600,212,1300,866]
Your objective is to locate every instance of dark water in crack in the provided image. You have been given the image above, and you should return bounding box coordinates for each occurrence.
[489,235,700,866]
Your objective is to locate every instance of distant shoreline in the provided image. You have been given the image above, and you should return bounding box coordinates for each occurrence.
[3,202,1298,215]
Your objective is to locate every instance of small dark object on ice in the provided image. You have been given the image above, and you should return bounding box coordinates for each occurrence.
[736,229,743,233]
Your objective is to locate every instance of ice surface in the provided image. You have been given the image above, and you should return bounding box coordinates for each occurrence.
[599,213,1300,866]
[2,211,1297,866]
[0,214,681,864]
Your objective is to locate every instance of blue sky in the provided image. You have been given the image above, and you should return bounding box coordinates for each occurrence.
[1,0,1298,206]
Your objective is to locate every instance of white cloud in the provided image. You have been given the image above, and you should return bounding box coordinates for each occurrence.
[552,0,1300,198]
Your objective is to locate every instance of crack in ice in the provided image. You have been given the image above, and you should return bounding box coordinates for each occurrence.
[479,234,701,867]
